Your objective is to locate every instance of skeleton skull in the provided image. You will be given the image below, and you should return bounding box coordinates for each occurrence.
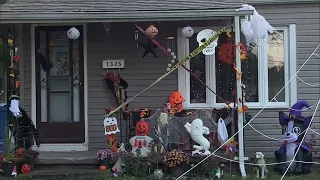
[196,29,218,55]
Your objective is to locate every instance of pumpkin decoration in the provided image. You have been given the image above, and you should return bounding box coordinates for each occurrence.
[21,163,31,174]
[169,91,184,114]
[145,24,158,38]
[218,42,247,64]
[135,120,150,136]
[99,165,107,171]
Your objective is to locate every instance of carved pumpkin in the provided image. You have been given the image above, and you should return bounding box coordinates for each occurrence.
[99,165,107,171]
[145,25,158,38]
[21,163,31,174]
[218,42,247,64]
[135,120,150,136]
[169,91,184,114]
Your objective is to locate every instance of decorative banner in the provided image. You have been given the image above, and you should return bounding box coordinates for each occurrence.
[104,117,120,135]
[106,26,228,117]
[196,29,218,55]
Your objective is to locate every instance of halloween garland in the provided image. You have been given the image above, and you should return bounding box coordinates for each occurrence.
[107,26,228,117]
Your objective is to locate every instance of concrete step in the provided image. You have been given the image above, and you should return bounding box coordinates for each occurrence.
[35,151,97,165]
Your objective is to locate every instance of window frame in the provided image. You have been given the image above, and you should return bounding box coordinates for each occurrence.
[177,24,297,109]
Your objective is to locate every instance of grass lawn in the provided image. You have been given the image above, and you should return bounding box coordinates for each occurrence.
[1,166,319,180]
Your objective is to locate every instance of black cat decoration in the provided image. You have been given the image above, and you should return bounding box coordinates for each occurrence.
[274,101,313,174]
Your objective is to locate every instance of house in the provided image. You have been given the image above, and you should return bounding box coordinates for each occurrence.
[0,0,319,160]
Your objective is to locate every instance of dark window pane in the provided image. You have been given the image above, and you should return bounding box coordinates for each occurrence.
[242,52,259,102]
[189,34,206,103]
[268,31,285,102]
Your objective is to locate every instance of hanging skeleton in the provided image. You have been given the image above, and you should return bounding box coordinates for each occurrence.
[104,72,129,112]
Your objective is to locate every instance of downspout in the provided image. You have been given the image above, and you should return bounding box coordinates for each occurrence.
[234,15,247,178]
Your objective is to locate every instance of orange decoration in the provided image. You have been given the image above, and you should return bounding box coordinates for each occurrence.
[16,81,20,89]
[242,105,248,112]
[169,91,184,114]
[135,120,150,136]
[21,163,31,174]
[145,25,158,38]
[218,42,247,64]
[99,165,107,171]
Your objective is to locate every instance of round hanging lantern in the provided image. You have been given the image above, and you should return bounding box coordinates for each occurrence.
[67,27,80,40]
[181,26,194,38]
[218,42,247,64]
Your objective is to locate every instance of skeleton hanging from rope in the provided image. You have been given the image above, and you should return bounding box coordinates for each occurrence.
[103,72,129,112]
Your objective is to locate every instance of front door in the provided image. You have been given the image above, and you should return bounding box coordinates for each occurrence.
[35,26,85,143]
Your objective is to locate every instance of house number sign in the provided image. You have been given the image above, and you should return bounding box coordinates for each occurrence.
[102,58,125,69]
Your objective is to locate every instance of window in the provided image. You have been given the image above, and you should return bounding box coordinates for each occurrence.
[178,25,297,109]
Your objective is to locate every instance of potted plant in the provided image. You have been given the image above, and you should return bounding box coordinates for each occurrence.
[0,135,19,176]
[14,147,39,172]
[97,148,117,167]
[163,149,189,178]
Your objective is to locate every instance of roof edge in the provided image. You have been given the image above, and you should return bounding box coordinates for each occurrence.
[0,9,253,24]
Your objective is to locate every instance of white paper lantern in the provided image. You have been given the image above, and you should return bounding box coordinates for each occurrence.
[181,26,194,38]
[67,27,80,40]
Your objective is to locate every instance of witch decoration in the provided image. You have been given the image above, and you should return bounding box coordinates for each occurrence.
[274,101,313,174]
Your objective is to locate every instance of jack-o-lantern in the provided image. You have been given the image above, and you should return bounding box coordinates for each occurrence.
[145,25,158,38]
[21,163,31,174]
[218,42,247,64]
[169,91,184,114]
[99,165,107,171]
[135,120,150,136]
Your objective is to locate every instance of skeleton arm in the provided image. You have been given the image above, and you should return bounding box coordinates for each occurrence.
[184,122,191,133]
[203,126,210,135]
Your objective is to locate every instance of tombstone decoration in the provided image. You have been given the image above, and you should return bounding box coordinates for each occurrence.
[184,118,211,156]
[274,101,313,174]
[129,119,154,157]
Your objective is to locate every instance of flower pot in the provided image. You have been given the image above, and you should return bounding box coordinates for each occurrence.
[153,169,164,179]
[168,165,185,178]
[99,159,110,166]
[1,161,16,176]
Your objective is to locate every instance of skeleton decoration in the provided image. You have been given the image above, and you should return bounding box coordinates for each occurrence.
[196,29,218,55]
[67,27,80,40]
[166,37,178,72]
[274,101,313,174]
[129,120,153,157]
[184,118,211,156]
[237,4,275,48]
[181,26,194,38]
[104,117,120,135]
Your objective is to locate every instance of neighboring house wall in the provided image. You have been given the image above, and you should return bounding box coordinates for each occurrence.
[19,3,319,157]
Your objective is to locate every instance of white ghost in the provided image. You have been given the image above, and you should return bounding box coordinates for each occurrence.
[184,118,211,156]
[104,117,120,135]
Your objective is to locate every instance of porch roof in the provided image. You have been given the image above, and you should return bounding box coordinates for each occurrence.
[0,0,253,23]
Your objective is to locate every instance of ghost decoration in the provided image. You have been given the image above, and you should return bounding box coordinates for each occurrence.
[184,118,211,156]
[181,26,194,38]
[237,4,275,47]
[104,117,120,135]
[9,96,22,117]
[129,120,153,157]
[67,27,80,40]
[197,29,218,55]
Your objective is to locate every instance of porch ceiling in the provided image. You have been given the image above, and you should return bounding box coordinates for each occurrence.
[0,0,253,23]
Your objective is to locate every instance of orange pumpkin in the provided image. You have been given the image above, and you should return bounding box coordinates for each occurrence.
[218,42,247,64]
[145,25,158,38]
[169,91,184,114]
[99,165,107,171]
[135,120,150,136]
[21,163,31,174]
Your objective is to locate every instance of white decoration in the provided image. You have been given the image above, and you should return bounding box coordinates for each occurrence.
[237,4,275,47]
[170,52,175,56]
[104,117,120,135]
[181,26,194,38]
[170,59,175,64]
[9,99,22,117]
[166,67,171,71]
[129,136,153,157]
[217,118,228,145]
[184,118,211,156]
[172,55,177,60]
[196,29,218,55]
[167,48,172,53]
[112,143,127,172]
[167,63,172,68]
[67,27,80,40]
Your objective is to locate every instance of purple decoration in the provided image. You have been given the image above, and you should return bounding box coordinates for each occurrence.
[290,101,310,117]
[304,116,312,129]
[279,111,289,126]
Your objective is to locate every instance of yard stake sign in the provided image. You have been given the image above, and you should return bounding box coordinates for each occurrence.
[106,26,228,117]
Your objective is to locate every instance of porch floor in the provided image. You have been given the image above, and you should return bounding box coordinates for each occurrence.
[36,151,97,165]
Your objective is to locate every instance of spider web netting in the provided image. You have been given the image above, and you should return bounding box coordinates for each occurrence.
[143,109,234,146]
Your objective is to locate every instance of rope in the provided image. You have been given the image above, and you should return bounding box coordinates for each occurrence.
[176,44,320,180]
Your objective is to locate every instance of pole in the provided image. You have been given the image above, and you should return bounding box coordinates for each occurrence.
[234,15,247,178]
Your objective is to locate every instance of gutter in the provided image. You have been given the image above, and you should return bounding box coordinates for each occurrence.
[0,9,253,24]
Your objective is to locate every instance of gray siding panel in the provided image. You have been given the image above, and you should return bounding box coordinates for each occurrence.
[22,24,32,116]
[244,3,320,157]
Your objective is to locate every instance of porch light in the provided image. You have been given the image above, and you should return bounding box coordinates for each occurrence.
[67,27,80,40]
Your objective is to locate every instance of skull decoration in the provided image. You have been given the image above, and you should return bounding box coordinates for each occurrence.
[196,29,218,55]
